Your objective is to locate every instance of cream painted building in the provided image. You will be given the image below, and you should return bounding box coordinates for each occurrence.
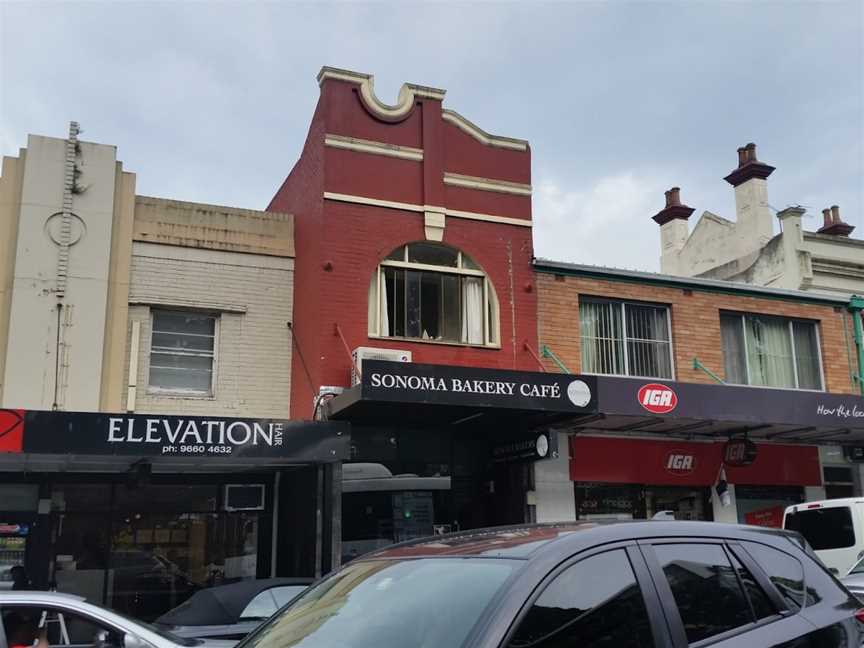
[654,143,864,298]
[0,123,295,416]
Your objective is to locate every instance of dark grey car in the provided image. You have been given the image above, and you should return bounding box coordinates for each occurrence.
[238,521,864,648]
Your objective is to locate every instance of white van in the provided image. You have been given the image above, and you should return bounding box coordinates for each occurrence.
[783,498,864,575]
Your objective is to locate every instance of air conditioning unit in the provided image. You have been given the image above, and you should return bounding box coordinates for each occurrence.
[352,346,412,385]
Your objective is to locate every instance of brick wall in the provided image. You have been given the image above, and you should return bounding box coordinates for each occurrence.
[537,271,858,394]
[124,243,293,417]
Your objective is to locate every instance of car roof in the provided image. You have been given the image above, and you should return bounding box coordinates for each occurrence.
[0,591,86,602]
[361,521,806,561]
[786,498,864,512]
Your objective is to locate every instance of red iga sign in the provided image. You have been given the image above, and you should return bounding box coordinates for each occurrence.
[665,451,696,475]
[0,410,24,453]
[638,383,678,414]
[570,436,821,487]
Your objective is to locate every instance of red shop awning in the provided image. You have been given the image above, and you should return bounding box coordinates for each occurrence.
[570,436,822,487]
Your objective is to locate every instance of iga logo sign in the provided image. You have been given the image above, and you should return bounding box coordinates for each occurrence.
[638,384,677,414]
[665,451,696,475]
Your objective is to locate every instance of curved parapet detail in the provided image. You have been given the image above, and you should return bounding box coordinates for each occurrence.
[317,66,445,123]
[442,109,528,151]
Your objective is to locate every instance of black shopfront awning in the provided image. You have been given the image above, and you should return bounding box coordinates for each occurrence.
[0,409,349,473]
[325,360,864,445]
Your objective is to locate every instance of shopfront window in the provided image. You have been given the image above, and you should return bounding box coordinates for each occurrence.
[579,298,673,379]
[49,481,265,621]
[369,243,499,346]
[720,313,823,390]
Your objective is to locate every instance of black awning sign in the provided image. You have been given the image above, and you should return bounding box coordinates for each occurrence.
[362,360,597,414]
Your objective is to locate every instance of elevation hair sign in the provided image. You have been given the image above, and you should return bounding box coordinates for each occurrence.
[361,360,598,413]
[20,410,349,461]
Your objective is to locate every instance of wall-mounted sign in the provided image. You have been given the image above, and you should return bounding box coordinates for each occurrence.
[493,431,558,464]
[723,438,758,467]
[638,384,678,414]
[19,411,349,462]
[664,450,696,475]
[361,360,597,414]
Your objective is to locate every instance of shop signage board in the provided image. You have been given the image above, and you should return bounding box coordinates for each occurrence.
[723,438,758,467]
[0,409,24,453]
[570,436,822,487]
[18,410,350,462]
[599,377,864,431]
[360,360,598,414]
[492,430,558,464]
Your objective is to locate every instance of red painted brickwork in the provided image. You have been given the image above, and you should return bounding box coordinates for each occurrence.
[270,74,538,419]
[537,272,859,395]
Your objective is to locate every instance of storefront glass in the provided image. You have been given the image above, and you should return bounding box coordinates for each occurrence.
[735,485,804,528]
[48,480,266,621]
[574,483,712,521]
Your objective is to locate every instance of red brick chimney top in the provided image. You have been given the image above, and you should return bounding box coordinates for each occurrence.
[724,142,776,187]
[653,187,695,225]
[818,204,855,237]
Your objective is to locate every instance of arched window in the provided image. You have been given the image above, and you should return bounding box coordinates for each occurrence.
[368,243,500,346]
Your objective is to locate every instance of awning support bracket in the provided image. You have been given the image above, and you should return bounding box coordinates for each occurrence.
[541,344,571,374]
[692,357,725,384]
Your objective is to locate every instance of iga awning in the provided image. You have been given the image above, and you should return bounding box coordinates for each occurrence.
[572,376,864,444]
[0,409,349,472]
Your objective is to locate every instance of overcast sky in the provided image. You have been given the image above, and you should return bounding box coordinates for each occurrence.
[1,1,861,271]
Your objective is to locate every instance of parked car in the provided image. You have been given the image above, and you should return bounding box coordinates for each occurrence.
[154,578,312,641]
[783,498,864,575]
[0,591,237,648]
[239,521,864,648]
[841,555,864,603]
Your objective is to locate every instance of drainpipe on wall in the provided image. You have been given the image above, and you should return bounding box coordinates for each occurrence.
[850,295,864,396]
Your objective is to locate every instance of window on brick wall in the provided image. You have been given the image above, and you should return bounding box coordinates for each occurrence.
[579,297,673,379]
[149,310,217,395]
[720,313,823,390]
[368,243,500,346]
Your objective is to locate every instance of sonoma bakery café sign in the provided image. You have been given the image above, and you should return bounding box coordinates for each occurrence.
[19,410,349,461]
[361,360,597,413]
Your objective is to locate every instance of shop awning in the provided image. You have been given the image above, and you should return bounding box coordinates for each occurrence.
[324,360,864,445]
[324,360,600,430]
[0,409,350,471]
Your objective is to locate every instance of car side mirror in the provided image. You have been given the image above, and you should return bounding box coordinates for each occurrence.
[124,634,151,648]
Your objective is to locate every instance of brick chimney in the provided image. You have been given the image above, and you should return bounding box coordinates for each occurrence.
[723,143,776,247]
[654,187,695,274]
[818,204,855,237]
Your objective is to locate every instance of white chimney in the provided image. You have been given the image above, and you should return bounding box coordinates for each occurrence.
[723,143,776,249]
[653,187,695,275]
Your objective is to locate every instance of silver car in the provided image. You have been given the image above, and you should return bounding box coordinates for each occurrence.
[0,591,237,648]
[840,556,864,602]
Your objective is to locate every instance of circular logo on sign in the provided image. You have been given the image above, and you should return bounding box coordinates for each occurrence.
[567,380,592,407]
[637,383,678,414]
[536,434,549,458]
[724,438,758,467]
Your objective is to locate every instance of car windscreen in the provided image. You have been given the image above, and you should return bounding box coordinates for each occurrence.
[784,506,855,550]
[241,558,518,648]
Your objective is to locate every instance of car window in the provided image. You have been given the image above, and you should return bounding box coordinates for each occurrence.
[270,585,307,608]
[1,606,117,648]
[653,543,753,644]
[241,590,279,619]
[742,542,806,610]
[507,548,655,648]
[728,551,776,620]
[784,507,855,550]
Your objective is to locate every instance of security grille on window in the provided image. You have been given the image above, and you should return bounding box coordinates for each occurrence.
[149,310,216,394]
[369,243,499,346]
[579,298,673,379]
[720,313,823,390]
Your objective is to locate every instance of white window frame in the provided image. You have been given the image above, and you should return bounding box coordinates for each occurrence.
[725,312,825,392]
[370,245,500,348]
[579,297,675,380]
[147,309,219,397]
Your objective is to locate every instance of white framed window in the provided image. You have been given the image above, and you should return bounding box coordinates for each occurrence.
[579,297,674,379]
[720,312,824,390]
[368,243,499,347]
[148,310,217,395]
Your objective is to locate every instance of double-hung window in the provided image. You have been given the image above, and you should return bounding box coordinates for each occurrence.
[579,297,673,379]
[720,313,823,390]
[149,310,217,395]
[369,243,499,346]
